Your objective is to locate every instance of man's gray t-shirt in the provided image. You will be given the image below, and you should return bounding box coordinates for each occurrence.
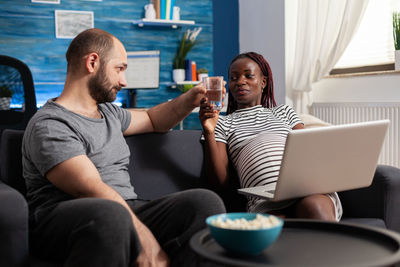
[22,99,137,222]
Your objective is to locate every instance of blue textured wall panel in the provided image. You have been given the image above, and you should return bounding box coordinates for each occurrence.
[213,0,238,79]
[0,0,213,129]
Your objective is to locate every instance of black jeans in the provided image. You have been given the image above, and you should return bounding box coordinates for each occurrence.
[30,188,226,267]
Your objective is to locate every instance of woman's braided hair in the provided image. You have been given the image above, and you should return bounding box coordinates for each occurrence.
[226,52,276,115]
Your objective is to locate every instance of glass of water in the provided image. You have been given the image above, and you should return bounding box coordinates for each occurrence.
[202,76,223,110]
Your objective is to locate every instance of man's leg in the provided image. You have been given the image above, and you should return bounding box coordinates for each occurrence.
[129,188,226,266]
[31,198,140,267]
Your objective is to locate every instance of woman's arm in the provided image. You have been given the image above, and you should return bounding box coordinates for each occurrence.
[203,131,230,187]
[292,122,305,130]
[199,99,230,187]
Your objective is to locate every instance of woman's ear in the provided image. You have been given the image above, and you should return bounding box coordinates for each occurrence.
[261,75,267,91]
[85,53,100,73]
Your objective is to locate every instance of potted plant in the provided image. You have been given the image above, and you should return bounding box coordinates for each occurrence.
[197,68,209,82]
[0,85,13,110]
[393,12,400,70]
[172,27,202,83]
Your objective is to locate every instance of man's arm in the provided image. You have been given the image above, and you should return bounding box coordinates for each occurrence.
[123,84,206,135]
[46,155,169,266]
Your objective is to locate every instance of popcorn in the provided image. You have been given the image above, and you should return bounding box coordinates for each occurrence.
[211,214,280,230]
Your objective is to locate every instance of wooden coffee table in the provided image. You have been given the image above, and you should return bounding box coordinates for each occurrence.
[190,219,400,266]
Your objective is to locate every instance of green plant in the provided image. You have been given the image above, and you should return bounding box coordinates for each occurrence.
[393,12,400,50]
[173,27,202,69]
[0,85,13,98]
[197,68,209,74]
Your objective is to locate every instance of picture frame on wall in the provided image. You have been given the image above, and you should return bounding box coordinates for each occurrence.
[55,10,94,39]
[125,51,160,89]
[32,0,60,4]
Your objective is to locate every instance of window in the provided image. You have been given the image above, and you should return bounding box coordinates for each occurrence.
[331,0,400,74]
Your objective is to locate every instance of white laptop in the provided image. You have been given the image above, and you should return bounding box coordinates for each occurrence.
[237,120,390,202]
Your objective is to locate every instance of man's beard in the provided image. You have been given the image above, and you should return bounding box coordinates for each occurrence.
[88,65,121,104]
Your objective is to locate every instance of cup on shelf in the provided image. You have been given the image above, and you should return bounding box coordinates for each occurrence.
[202,76,223,110]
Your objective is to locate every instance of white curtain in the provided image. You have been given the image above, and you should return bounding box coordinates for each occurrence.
[289,0,369,114]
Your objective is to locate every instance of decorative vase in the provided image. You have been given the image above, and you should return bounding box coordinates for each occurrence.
[172,69,185,83]
[198,73,209,82]
[0,97,11,110]
[395,50,400,70]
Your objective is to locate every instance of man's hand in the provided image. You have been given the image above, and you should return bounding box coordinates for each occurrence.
[182,82,207,109]
[124,80,226,134]
[45,155,170,267]
[184,81,227,109]
[135,219,170,267]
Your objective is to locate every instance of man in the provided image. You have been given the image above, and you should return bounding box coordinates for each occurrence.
[22,28,226,267]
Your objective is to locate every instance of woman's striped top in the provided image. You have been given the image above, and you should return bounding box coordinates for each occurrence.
[214,105,302,212]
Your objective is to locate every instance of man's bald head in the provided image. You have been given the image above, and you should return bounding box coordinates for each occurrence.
[65,28,116,73]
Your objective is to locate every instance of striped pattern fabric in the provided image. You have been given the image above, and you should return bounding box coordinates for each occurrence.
[214,105,343,220]
[215,105,301,211]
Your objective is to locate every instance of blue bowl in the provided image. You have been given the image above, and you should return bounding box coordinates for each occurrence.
[206,212,283,255]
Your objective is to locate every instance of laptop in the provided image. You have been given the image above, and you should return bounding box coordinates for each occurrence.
[237,120,390,202]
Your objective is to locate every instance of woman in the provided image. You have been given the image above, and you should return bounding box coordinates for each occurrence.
[199,52,342,221]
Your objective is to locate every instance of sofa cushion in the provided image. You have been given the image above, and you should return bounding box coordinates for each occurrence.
[0,181,29,267]
[298,113,331,128]
[126,130,207,200]
[1,129,208,201]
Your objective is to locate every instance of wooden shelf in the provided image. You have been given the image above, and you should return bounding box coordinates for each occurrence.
[132,18,195,29]
[167,81,199,89]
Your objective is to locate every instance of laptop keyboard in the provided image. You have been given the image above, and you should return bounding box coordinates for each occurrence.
[263,189,275,194]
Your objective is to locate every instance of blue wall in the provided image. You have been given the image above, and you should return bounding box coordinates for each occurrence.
[213,0,238,80]
[0,0,240,130]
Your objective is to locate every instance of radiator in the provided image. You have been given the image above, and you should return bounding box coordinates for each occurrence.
[312,103,400,168]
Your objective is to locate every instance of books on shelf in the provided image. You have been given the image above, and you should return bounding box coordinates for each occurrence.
[160,0,166,19]
[166,0,171,20]
[185,60,197,81]
[185,59,192,81]
[170,0,175,20]
[154,0,160,19]
[159,0,175,20]
[191,61,197,81]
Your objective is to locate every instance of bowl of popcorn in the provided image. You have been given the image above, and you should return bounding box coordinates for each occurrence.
[206,212,283,255]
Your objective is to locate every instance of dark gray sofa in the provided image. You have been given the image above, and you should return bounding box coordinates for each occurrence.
[1,129,400,266]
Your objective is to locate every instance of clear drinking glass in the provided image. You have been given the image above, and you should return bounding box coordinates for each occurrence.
[202,76,223,110]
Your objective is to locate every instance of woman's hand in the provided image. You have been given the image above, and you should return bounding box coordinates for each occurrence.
[199,79,226,134]
[199,97,220,135]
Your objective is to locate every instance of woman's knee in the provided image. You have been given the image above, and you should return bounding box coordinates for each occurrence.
[295,195,335,221]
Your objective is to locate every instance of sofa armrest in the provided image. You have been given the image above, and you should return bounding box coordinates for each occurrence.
[0,180,29,266]
[338,165,400,232]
